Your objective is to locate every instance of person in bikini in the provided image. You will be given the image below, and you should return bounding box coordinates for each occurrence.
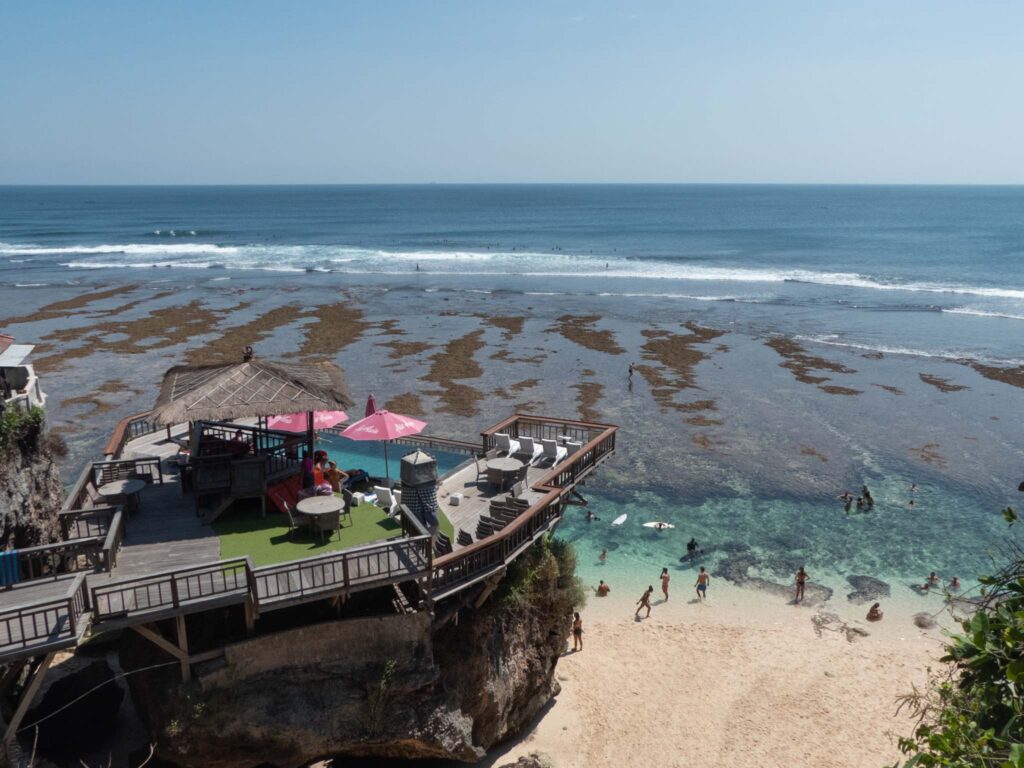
[571,612,583,651]
[636,586,654,618]
[795,567,808,603]
[660,567,671,601]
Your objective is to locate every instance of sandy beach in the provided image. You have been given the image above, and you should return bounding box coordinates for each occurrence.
[481,583,942,768]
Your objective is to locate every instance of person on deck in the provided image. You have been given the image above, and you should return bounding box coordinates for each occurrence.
[325,461,348,493]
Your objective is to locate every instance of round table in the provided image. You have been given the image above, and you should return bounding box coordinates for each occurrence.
[486,457,524,490]
[296,496,345,542]
[296,496,344,516]
[98,478,146,512]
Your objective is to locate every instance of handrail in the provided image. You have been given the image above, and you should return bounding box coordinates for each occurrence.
[100,510,125,571]
[13,537,105,582]
[91,558,250,622]
[0,573,88,654]
[104,410,160,459]
[58,505,118,539]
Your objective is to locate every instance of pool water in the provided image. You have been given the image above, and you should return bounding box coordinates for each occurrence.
[316,435,469,483]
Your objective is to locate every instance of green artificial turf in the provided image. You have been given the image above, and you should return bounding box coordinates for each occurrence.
[437,508,455,544]
[214,502,402,567]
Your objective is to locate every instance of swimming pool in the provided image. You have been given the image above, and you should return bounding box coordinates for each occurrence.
[316,435,469,482]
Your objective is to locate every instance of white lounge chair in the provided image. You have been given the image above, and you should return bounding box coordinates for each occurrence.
[565,440,583,457]
[540,438,568,466]
[516,436,543,465]
[374,486,400,518]
[495,432,521,456]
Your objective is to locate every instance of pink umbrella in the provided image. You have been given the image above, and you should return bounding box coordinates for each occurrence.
[267,410,348,433]
[364,393,378,418]
[341,410,427,480]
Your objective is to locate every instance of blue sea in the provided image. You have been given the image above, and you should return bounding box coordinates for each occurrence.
[2,185,1023,610]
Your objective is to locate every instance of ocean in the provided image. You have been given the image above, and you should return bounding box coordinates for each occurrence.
[2,184,1023,613]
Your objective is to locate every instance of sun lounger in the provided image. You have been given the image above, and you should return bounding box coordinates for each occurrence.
[516,436,543,465]
[541,438,568,466]
[457,529,473,547]
[565,440,583,457]
[374,486,400,518]
[495,433,521,456]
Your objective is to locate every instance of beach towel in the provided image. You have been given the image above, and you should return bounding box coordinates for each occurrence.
[0,550,20,587]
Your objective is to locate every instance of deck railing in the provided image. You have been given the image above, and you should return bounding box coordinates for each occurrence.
[252,535,432,608]
[0,574,89,654]
[90,559,251,622]
[104,411,163,459]
[58,506,119,540]
[431,414,617,598]
[12,538,105,582]
[95,456,163,487]
[101,510,126,571]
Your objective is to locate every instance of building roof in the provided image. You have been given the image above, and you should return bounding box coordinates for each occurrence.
[150,359,354,425]
[0,344,35,367]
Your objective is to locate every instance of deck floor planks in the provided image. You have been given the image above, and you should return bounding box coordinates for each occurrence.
[437,460,551,549]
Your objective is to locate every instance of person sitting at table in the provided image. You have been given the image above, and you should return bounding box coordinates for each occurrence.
[311,451,333,496]
[325,461,348,493]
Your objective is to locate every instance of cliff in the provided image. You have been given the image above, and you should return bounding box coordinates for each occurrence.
[0,407,63,548]
[120,539,583,768]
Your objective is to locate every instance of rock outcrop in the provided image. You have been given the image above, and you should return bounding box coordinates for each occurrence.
[121,540,580,767]
[846,575,891,604]
[0,415,63,548]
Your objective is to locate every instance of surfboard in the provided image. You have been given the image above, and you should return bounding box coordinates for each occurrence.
[611,513,627,526]
[643,521,675,529]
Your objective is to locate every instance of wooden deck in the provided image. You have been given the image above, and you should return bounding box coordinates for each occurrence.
[438,461,551,550]
[0,413,618,665]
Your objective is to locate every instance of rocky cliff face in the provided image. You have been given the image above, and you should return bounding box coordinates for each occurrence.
[0,416,63,548]
[121,540,581,768]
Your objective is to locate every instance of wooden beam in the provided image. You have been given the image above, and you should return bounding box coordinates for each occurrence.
[0,659,28,698]
[3,652,56,745]
[187,649,224,665]
[176,615,191,682]
[131,624,185,660]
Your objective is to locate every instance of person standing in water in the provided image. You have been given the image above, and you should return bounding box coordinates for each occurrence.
[571,612,583,651]
[660,568,671,601]
[686,537,699,560]
[599,548,607,562]
[695,566,710,601]
[636,586,654,618]
[795,567,808,603]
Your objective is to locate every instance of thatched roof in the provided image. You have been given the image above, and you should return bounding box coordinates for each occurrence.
[151,359,355,425]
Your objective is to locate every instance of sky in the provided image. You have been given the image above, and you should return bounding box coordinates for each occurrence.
[1,1,1022,184]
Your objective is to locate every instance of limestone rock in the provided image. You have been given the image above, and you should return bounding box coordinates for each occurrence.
[499,753,554,768]
[0,424,63,548]
[913,612,938,629]
[846,575,891,604]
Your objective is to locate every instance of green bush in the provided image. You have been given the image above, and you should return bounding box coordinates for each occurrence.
[0,405,44,452]
[498,537,586,618]
[893,516,1023,767]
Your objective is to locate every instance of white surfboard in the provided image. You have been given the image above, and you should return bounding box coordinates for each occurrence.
[642,521,675,529]
[611,513,628,526]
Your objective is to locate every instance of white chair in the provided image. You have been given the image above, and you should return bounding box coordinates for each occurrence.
[517,436,543,465]
[565,441,583,457]
[374,486,400,518]
[495,433,521,456]
[541,438,568,466]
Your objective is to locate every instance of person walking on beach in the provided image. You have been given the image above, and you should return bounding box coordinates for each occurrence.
[571,612,583,651]
[636,586,654,618]
[795,567,808,603]
[660,567,671,601]
[695,566,710,601]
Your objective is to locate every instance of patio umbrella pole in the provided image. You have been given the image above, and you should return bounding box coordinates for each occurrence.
[384,441,390,486]
[306,411,315,459]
